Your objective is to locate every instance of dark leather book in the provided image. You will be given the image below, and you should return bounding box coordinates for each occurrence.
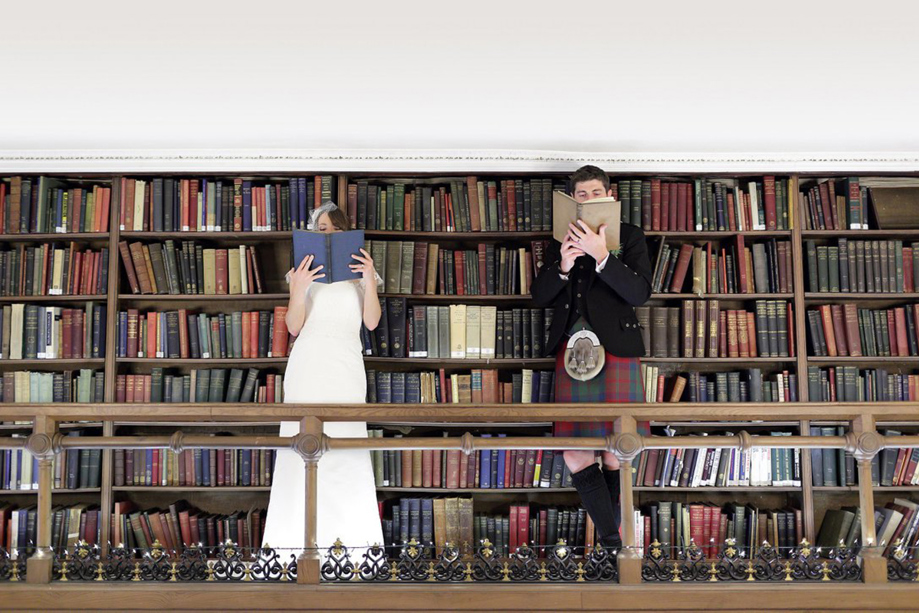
[668,243,694,293]
[391,372,406,404]
[522,308,532,359]
[373,297,390,357]
[511,308,523,359]
[706,300,720,358]
[530,308,543,358]
[411,242,428,295]
[239,368,259,402]
[388,298,407,358]
[650,306,668,358]
[666,306,680,358]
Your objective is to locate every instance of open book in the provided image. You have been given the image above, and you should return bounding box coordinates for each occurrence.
[291,229,365,284]
[552,191,621,250]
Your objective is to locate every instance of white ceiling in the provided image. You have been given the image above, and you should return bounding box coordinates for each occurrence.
[1,0,917,159]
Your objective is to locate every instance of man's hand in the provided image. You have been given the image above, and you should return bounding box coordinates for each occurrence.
[568,220,608,263]
[560,235,585,273]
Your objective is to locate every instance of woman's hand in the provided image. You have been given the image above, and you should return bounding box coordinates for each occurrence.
[287,255,325,296]
[568,220,608,263]
[350,248,378,286]
[560,235,585,273]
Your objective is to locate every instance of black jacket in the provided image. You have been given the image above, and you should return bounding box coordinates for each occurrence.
[531,222,652,357]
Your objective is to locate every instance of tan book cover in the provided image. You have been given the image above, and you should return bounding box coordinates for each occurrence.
[479,306,497,358]
[238,246,249,294]
[50,250,64,295]
[552,191,621,250]
[228,248,241,295]
[202,249,217,295]
[449,304,467,358]
[141,245,158,294]
[433,498,447,557]
[133,179,146,231]
[465,305,481,359]
[521,368,533,404]
[10,303,24,360]
[426,243,439,294]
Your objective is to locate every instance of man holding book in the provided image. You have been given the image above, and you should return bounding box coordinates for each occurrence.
[532,165,652,550]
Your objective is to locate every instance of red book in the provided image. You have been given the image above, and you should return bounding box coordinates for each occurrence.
[454,250,465,296]
[817,182,834,230]
[887,309,898,357]
[701,505,713,558]
[895,307,909,357]
[477,244,487,295]
[677,182,688,231]
[466,176,481,232]
[844,304,863,356]
[271,306,289,357]
[216,449,225,486]
[734,235,748,293]
[820,305,837,357]
[241,312,251,359]
[650,179,661,231]
[504,447,512,486]
[718,310,727,358]
[517,504,530,549]
[763,176,777,230]
[61,309,72,359]
[178,309,189,358]
[826,179,839,231]
[126,309,139,358]
[905,248,915,293]
[432,447,442,488]
[829,304,848,356]
[668,180,678,231]
[146,312,157,358]
[123,179,136,231]
[668,243,694,293]
[422,450,433,488]
[660,182,670,232]
[787,303,796,358]
[725,191,736,232]
[412,242,429,295]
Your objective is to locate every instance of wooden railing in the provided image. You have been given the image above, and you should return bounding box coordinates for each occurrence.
[1,401,918,585]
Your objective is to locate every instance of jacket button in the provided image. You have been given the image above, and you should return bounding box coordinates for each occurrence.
[577,293,582,298]
[565,305,569,309]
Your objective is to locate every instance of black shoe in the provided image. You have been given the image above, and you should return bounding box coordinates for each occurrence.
[599,534,622,552]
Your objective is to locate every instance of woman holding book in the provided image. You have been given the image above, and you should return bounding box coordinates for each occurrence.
[262,202,384,554]
[532,165,652,551]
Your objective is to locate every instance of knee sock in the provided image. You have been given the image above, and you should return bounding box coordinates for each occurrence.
[602,468,622,539]
[570,463,620,548]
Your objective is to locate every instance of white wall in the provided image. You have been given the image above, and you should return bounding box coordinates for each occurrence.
[1,0,918,171]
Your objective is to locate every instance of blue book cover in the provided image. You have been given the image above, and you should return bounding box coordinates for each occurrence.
[242,180,252,231]
[496,434,507,489]
[480,434,492,489]
[288,178,300,229]
[297,178,308,230]
[202,448,210,486]
[292,229,365,284]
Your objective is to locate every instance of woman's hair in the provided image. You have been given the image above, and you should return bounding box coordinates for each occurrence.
[326,206,351,231]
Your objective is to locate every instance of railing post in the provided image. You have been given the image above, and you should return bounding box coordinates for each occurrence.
[612,415,643,585]
[295,417,325,584]
[26,415,59,584]
[850,414,886,584]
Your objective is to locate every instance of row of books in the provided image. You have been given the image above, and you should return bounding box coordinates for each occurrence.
[349,178,562,233]
[806,303,919,357]
[0,443,101,491]
[1,177,112,234]
[800,177,867,231]
[0,244,109,297]
[114,368,283,403]
[113,448,276,488]
[112,500,263,553]
[364,300,553,360]
[641,367,797,403]
[652,237,793,295]
[380,498,594,560]
[118,176,335,232]
[817,502,918,557]
[805,239,915,294]
[633,439,801,488]
[639,502,803,560]
[636,300,794,359]
[0,303,106,360]
[365,369,554,405]
[119,241,266,296]
[810,427,919,487]
[0,369,104,403]
[1,504,102,557]
[615,177,793,232]
[807,366,919,402]
[116,307,290,359]
[367,240,544,297]
[367,433,571,489]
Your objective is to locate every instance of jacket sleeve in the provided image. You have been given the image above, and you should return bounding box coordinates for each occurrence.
[594,225,652,306]
[531,240,568,307]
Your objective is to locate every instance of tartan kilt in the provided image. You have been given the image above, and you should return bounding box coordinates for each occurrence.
[553,348,645,438]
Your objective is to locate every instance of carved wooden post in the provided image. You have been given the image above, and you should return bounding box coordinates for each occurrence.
[849,414,886,584]
[26,416,60,584]
[611,415,643,584]
[295,417,325,584]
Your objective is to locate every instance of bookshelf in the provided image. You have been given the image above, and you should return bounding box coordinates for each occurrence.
[1,170,919,569]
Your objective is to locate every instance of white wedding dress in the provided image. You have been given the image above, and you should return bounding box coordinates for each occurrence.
[262,277,383,554]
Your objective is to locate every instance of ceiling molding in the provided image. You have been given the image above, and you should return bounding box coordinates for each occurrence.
[0,149,918,174]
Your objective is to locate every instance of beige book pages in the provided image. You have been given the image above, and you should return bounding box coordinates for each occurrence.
[552,191,621,250]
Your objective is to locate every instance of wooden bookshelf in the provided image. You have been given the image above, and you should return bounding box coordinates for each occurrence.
[3,170,919,592]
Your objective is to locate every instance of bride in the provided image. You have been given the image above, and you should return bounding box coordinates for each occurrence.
[262,202,384,554]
